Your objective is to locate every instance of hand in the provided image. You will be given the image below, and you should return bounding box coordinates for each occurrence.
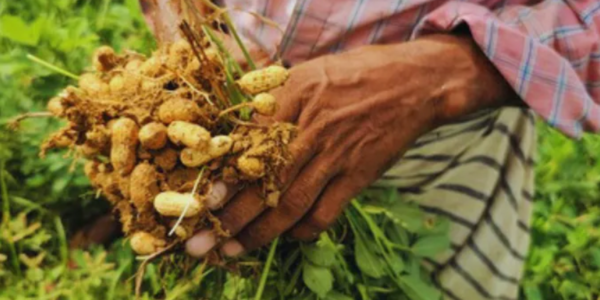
[186,34,518,257]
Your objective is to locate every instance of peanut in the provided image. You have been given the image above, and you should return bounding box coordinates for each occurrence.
[237,65,289,94]
[139,56,162,76]
[78,73,108,95]
[110,118,139,175]
[237,155,265,179]
[130,163,161,211]
[180,148,212,167]
[47,97,65,116]
[139,122,168,150]
[167,121,211,149]
[109,75,125,94]
[158,98,202,124]
[92,46,117,72]
[154,191,203,217]
[208,135,233,158]
[252,93,277,116]
[129,231,166,255]
[125,59,143,72]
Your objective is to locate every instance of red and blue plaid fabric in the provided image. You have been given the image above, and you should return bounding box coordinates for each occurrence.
[226,0,600,137]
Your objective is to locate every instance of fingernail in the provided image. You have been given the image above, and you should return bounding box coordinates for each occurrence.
[206,181,228,210]
[185,230,216,258]
[221,239,245,257]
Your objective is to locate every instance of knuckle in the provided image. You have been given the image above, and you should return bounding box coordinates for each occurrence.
[280,186,314,219]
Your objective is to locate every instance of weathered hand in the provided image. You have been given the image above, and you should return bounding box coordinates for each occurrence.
[186,34,518,257]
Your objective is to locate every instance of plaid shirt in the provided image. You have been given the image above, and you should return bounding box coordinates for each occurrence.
[227,0,600,138]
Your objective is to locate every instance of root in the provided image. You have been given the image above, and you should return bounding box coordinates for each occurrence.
[218,103,251,118]
[168,167,206,237]
[134,242,178,299]
[228,117,268,128]
[7,112,54,130]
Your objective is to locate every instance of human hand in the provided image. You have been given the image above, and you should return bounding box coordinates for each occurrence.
[185,34,518,257]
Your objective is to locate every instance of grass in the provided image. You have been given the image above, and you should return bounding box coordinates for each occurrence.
[1,1,600,299]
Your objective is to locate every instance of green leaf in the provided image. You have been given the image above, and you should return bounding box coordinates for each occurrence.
[303,243,336,267]
[354,239,385,279]
[400,275,442,300]
[302,263,333,298]
[25,267,43,282]
[411,234,450,258]
[388,254,405,274]
[378,200,424,232]
[325,290,354,300]
[523,285,543,300]
[590,248,600,268]
[0,15,43,46]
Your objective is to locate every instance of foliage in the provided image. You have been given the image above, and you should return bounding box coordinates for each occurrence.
[1,1,600,299]
[521,124,600,300]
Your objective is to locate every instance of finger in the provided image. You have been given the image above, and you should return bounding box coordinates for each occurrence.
[218,133,317,235]
[220,239,245,257]
[186,131,317,258]
[185,230,217,258]
[268,66,314,124]
[236,158,338,251]
[184,186,270,258]
[205,181,239,210]
[288,175,362,241]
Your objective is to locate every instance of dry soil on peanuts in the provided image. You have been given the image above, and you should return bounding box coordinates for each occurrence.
[39,40,296,254]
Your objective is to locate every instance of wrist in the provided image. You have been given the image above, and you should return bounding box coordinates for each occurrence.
[409,34,518,126]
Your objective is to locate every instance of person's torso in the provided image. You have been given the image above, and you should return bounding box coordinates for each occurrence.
[225,0,536,65]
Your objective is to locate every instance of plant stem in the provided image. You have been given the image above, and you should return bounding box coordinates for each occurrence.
[97,0,112,29]
[27,54,79,80]
[222,12,256,70]
[54,216,68,266]
[203,25,243,75]
[0,161,9,227]
[0,160,20,276]
[254,237,279,300]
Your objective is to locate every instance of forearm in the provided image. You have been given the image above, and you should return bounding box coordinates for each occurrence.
[326,33,521,132]
[413,33,522,125]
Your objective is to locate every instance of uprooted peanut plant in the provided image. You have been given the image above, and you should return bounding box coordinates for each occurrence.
[14,28,295,256]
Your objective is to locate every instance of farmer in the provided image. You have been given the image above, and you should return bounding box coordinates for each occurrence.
[130,1,600,299]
